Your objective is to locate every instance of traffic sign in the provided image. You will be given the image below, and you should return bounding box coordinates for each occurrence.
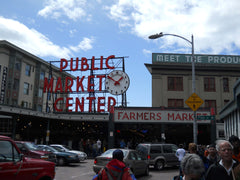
[197,115,215,120]
[185,93,204,111]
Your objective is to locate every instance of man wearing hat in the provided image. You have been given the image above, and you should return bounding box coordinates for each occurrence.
[92,149,136,180]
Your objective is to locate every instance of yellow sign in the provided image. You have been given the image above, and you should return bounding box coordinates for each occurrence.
[185,93,204,111]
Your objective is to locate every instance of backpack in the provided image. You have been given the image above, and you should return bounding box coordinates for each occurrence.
[92,166,127,180]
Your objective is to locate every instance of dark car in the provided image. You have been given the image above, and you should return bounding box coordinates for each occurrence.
[15,141,56,163]
[136,143,179,170]
[93,149,149,177]
[0,135,55,180]
[37,145,79,166]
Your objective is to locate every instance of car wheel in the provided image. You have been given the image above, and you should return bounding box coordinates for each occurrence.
[144,166,149,176]
[57,157,65,166]
[155,160,164,170]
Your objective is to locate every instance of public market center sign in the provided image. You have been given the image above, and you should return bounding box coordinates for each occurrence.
[152,53,240,64]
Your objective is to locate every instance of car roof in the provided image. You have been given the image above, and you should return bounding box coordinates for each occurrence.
[0,135,12,140]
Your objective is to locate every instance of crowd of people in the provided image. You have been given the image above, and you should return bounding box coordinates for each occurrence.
[91,135,240,180]
[174,135,240,180]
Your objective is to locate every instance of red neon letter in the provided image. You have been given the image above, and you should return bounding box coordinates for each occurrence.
[87,97,96,112]
[55,77,63,93]
[65,77,73,92]
[97,75,105,91]
[54,98,63,112]
[60,58,68,72]
[70,57,79,71]
[87,75,95,92]
[76,76,85,92]
[91,56,99,70]
[106,55,115,69]
[75,97,84,112]
[108,97,116,112]
[81,57,89,71]
[66,97,73,112]
[97,97,105,112]
[43,77,54,93]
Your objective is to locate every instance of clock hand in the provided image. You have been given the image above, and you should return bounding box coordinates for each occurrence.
[114,77,123,85]
[107,76,117,82]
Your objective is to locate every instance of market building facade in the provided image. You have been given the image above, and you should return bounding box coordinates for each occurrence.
[1,41,240,149]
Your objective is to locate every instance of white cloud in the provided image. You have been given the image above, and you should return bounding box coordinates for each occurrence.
[0,16,94,59]
[38,0,91,21]
[70,37,94,52]
[106,0,240,54]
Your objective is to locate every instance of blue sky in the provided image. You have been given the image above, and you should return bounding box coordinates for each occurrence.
[1,0,240,108]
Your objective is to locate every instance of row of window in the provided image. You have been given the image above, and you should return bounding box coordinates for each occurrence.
[168,99,230,111]
[168,77,229,92]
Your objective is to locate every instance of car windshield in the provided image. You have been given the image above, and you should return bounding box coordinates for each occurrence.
[136,144,149,157]
[38,146,58,152]
[25,142,38,150]
[63,145,72,150]
[101,149,127,158]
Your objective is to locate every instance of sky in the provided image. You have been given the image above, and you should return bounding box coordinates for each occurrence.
[1,0,240,108]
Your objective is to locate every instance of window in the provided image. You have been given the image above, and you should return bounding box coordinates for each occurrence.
[168,77,183,91]
[205,100,216,111]
[224,100,230,105]
[168,99,184,108]
[22,101,28,108]
[15,59,21,70]
[163,145,173,153]
[0,140,20,162]
[37,105,42,112]
[218,130,225,138]
[223,78,229,92]
[13,79,19,90]
[24,82,29,95]
[25,64,31,76]
[40,71,45,80]
[38,88,43,98]
[204,77,215,92]
[150,146,162,153]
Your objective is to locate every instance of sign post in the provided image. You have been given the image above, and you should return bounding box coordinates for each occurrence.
[185,93,204,143]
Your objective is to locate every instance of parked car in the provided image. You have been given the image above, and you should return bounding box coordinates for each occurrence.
[15,141,56,163]
[0,135,55,180]
[50,144,87,161]
[37,145,79,166]
[136,143,179,170]
[93,148,149,177]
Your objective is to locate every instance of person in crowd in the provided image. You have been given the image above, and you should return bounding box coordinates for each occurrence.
[176,144,186,176]
[92,149,136,180]
[173,153,205,180]
[188,143,198,154]
[97,139,102,155]
[205,140,239,180]
[229,135,240,162]
[120,139,126,148]
[204,144,219,170]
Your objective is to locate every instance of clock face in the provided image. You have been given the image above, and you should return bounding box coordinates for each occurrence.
[105,70,130,95]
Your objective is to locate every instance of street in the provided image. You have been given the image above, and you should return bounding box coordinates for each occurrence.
[54,159,179,180]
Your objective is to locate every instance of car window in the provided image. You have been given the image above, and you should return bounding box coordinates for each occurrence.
[136,144,149,156]
[171,145,178,153]
[163,145,173,153]
[135,152,143,160]
[129,152,136,160]
[150,145,162,153]
[0,140,20,162]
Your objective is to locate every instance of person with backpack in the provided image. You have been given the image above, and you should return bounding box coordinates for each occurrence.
[92,149,136,180]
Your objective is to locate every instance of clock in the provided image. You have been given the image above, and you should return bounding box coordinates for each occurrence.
[105,70,130,95]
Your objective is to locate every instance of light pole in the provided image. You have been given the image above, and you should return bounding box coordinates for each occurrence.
[149,32,197,144]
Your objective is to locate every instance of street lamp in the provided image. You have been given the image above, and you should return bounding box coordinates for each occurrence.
[149,32,197,144]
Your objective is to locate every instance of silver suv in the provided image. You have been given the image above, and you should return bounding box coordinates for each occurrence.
[136,143,178,170]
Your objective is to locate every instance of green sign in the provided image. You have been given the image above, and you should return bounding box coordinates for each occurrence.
[152,53,240,64]
[197,115,215,120]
